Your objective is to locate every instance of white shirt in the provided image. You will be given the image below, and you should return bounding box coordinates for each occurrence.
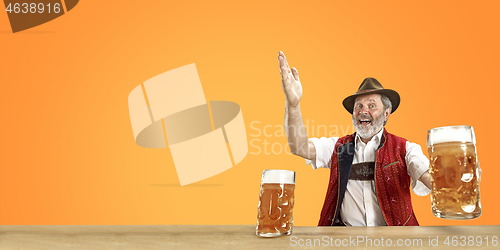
[305,129,430,226]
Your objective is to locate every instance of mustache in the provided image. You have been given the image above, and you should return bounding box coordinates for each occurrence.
[356,115,373,121]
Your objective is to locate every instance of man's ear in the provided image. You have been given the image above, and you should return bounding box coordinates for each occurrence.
[384,108,391,122]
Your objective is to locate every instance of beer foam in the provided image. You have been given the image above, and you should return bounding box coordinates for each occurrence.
[261,170,295,184]
[427,125,475,146]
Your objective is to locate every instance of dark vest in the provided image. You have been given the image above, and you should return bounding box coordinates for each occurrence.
[318,129,419,226]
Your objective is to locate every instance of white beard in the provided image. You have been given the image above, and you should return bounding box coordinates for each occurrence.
[352,114,385,140]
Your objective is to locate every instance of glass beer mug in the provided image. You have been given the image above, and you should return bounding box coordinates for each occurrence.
[256,170,296,237]
[427,125,481,219]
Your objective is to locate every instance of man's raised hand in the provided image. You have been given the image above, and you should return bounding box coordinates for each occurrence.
[278,51,303,107]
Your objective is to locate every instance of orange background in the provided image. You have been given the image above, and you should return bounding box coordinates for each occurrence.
[0,1,498,226]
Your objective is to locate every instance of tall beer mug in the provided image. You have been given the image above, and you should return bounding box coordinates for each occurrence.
[256,170,296,237]
[427,125,481,219]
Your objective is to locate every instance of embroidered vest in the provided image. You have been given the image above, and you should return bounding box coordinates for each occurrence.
[318,129,419,226]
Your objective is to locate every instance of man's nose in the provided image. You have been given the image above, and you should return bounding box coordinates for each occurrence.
[359,106,370,115]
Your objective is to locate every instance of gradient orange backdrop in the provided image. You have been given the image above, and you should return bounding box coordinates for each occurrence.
[1,1,498,226]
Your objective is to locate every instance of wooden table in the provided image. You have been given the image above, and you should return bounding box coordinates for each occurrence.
[0,225,499,249]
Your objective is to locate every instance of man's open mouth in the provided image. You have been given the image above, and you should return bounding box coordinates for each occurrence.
[359,119,372,126]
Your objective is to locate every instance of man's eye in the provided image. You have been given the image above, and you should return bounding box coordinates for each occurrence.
[370,104,375,108]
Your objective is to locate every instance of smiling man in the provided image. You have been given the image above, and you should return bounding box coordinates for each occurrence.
[278,51,432,226]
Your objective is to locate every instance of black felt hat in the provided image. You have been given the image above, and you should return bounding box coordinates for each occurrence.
[342,78,400,114]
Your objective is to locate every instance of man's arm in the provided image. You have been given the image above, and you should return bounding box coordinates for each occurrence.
[278,51,316,161]
[405,142,432,195]
[284,103,316,161]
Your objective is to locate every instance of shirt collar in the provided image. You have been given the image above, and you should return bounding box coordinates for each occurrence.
[355,127,384,146]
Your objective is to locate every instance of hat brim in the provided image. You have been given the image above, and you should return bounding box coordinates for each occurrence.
[342,89,400,114]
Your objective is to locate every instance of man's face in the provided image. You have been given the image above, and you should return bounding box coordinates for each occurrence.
[352,94,390,140]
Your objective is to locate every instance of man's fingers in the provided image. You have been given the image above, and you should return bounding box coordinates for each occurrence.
[291,67,300,81]
[278,51,295,94]
[278,52,297,84]
[281,52,291,71]
[279,56,292,82]
[278,51,291,71]
[278,56,289,73]
[280,65,289,81]
[281,72,293,94]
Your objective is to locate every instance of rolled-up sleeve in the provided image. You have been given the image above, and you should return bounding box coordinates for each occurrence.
[405,141,431,196]
[305,137,338,169]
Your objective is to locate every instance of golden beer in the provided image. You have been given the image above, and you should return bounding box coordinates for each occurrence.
[427,126,481,219]
[256,170,295,237]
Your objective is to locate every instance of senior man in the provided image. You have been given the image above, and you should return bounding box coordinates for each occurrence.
[278,51,432,226]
